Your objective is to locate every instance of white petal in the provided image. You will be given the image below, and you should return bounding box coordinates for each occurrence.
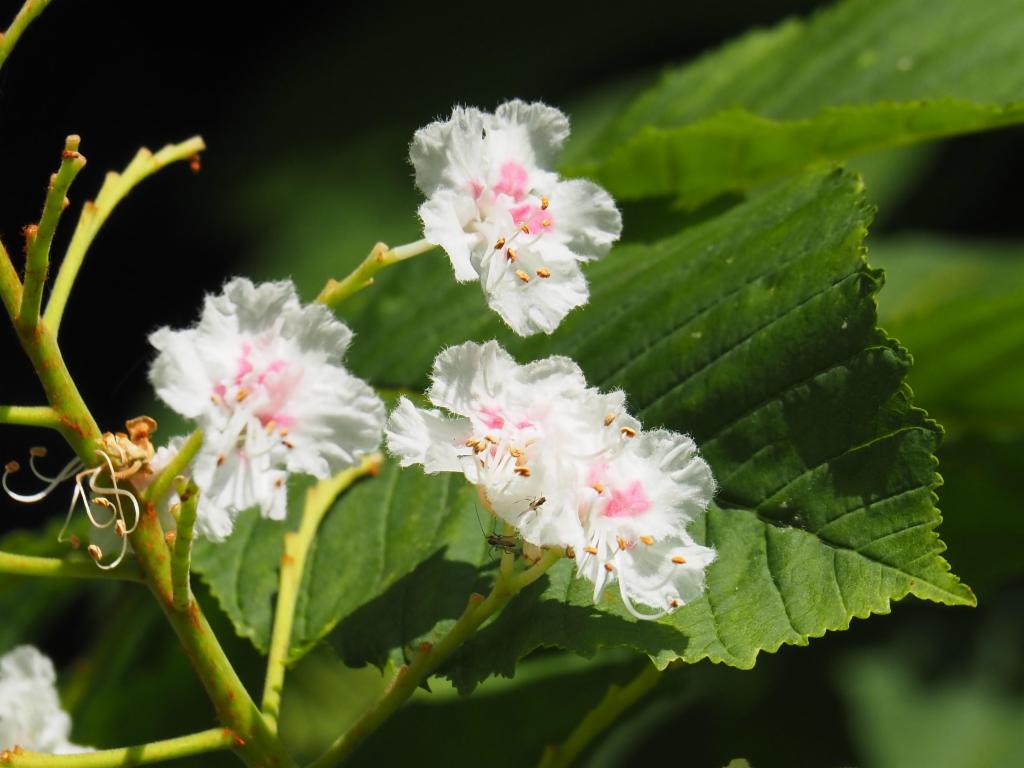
[148,327,215,418]
[428,340,518,414]
[410,106,487,196]
[490,101,571,168]
[550,178,622,261]
[616,535,716,616]
[386,398,471,473]
[0,646,90,754]
[282,301,353,362]
[419,191,482,282]
[485,257,589,336]
[212,277,300,335]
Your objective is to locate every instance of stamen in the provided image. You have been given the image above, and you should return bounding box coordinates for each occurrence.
[603,413,615,427]
[592,482,605,493]
[29,447,47,458]
[541,218,552,228]
[540,195,549,210]
[671,555,687,564]
[4,461,19,474]
[515,270,530,283]
[235,388,250,402]
[465,438,480,449]
[508,446,522,458]
[217,454,226,466]
[87,544,103,562]
[616,535,628,551]
[115,519,127,538]
[565,545,575,559]
[536,267,551,279]
[520,223,530,234]
[265,420,277,434]
[670,599,680,608]
[484,435,498,445]
[280,427,290,437]
[583,545,598,555]
[282,440,295,449]
[640,535,654,545]
[495,237,506,250]
[604,562,615,572]
[620,426,637,438]
[514,466,531,477]
[211,394,222,405]
[506,248,518,262]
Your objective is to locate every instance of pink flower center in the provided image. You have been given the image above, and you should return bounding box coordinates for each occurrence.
[214,342,302,430]
[510,203,554,235]
[492,161,529,201]
[602,481,652,519]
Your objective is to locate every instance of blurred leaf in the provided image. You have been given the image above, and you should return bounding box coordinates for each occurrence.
[564,0,1024,205]
[842,645,1024,768]
[226,170,971,685]
[871,236,1024,435]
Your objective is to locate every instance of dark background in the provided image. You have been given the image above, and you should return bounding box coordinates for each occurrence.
[1,1,1022,766]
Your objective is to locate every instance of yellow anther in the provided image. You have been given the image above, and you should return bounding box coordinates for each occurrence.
[583,545,598,555]
[29,446,47,458]
[235,387,250,402]
[540,195,549,210]
[640,535,654,545]
[509,446,523,458]
[671,555,687,564]
[279,427,290,436]
[592,482,605,493]
[604,562,615,572]
[217,453,226,467]
[115,519,127,538]
[603,413,615,427]
[265,420,277,434]
[620,426,637,438]
[616,535,628,550]
[541,218,552,228]
[485,434,498,445]
[520,223,531,234]
[87,544,103,562]
[211,394,222,405]
[565,545,575,559]
[465,438,480,448]
[536,267,551,279]
[495,237,506,250]
[93,497,113,508]
[506,247,518,262]
[670,599,680,608]
[4,461,20,474]
[514,466,532,477]
[515,269,530,283]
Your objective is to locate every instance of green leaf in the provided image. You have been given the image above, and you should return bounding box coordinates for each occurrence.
[276,169,971,685]
[564,0,1024,204]
[870,236,1024,435]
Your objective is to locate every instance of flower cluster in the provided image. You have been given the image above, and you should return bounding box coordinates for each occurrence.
[0,646,89,754]
[411,100,622,336]
[148,278,385,539]
[387,341,716,619]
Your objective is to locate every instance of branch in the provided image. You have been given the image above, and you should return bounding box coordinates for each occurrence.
[0,0,56,73]
[537,661,663,768]
[44,136,206,331]
[316,238,436,309]
[0,238,23,321]
[18,135,86,331]
[170,477,198,611]
[0,549,142,582]
[0,405,62,430]
[141,428,202,505]
[261,454,383,731]
[2,727,236,767]
[308,548,564,768]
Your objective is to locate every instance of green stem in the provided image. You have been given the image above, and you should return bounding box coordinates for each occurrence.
[141,428,203,505]
[316,238,435,309]
[127,503,297,768]
[3,727,236,767]
[0,238,23,321]
[44,136,206,332]
[0,0,56,72]
[308,548,564,768]
[537,662,663,768]
[170,477,199,611]
[18,135,86,331]
[0,549,142,582]
[0,405,62,430]
[262,454,383,732]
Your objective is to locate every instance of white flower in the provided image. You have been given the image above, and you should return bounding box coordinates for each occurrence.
[410,100,622,336]
[385,341,717,619]
[149,278,385,540]
[576,431,717,620]
[0,646,90,754]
